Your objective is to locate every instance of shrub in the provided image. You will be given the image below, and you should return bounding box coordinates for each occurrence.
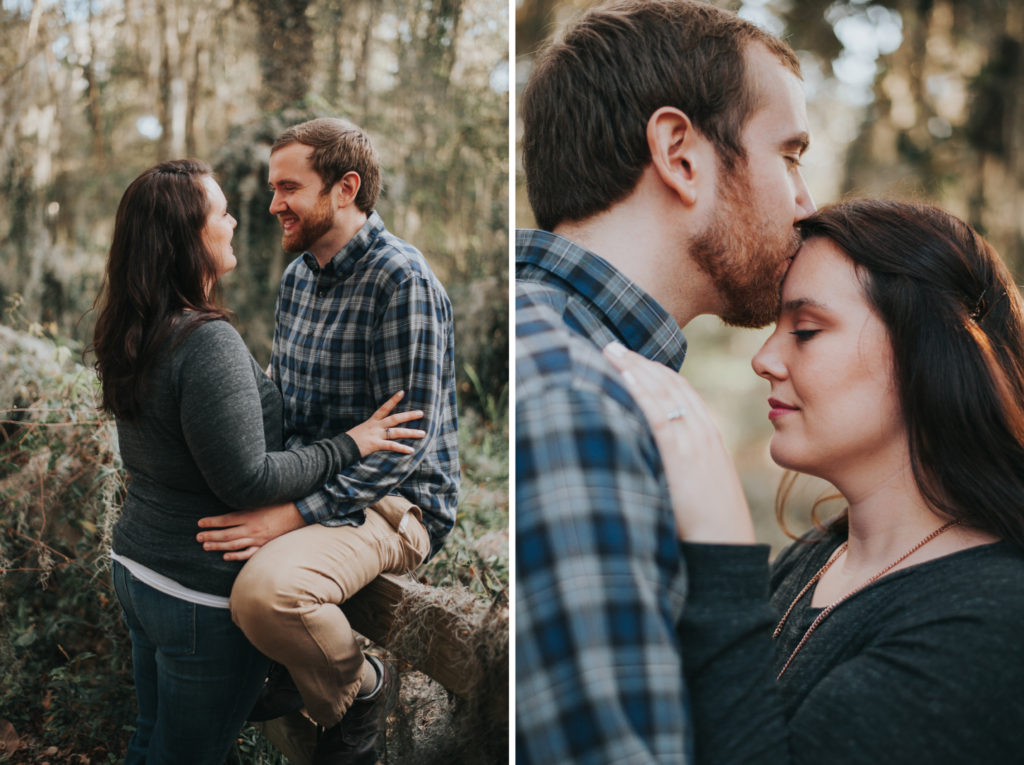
[0,321,132,763]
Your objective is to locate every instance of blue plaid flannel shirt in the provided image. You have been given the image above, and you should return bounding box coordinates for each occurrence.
[516,229,693,764]
[270,211,459,557]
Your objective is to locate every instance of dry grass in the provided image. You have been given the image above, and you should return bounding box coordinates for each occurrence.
[384,584,508,764]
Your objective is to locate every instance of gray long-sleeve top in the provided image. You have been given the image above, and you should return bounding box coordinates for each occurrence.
[111,316,359,597]
[678,534,1024,764]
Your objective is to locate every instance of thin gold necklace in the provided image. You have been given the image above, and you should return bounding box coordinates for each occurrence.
[772,520,959,680]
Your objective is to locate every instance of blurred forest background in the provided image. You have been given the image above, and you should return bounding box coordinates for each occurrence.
[516,0,1024,550]
[1,0,508,762]
[3,0,508,398]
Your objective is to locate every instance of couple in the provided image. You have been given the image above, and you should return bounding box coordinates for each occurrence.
[516,1,1024,763]
[92,119,460,764]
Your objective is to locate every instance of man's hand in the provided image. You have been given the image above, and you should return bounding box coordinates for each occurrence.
[196,502,306,561]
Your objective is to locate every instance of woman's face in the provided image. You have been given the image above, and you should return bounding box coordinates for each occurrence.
[201,176,237,280]
[751,237,907,485]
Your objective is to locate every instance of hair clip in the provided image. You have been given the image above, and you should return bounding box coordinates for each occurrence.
[968,288,988,321]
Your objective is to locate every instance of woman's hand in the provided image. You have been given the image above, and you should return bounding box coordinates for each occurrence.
[348,390,427,457]
[603,342,756,545]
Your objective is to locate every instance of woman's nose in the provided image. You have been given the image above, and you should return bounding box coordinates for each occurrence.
[752,332,785,380]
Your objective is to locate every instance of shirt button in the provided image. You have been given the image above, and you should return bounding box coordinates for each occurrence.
[317,289,326,298]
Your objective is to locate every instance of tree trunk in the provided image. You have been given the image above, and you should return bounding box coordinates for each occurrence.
[247,0,314,113]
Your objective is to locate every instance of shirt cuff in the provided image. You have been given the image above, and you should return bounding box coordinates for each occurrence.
[295,490,333,524]
[330,432,361,469]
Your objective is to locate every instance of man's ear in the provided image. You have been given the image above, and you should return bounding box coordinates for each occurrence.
[646,107,709,207]
[332,171,362,208]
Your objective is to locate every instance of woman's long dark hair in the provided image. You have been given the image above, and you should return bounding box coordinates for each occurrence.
[796,199,1024,550]
[91,159,229,419]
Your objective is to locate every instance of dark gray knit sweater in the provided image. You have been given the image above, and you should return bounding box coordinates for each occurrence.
[111,317,359,597]
[678,534,1024,764]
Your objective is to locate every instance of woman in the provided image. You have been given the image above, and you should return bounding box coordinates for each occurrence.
[604,199,1024,763]
[91,159,425,764]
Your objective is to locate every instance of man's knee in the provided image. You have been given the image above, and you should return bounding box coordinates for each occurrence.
[229,555,298,630]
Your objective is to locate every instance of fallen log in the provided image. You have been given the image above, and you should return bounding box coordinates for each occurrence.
[343,573,491,698]
[256,573,508,764]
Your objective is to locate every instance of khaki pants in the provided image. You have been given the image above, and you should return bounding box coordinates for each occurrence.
[229,496,431,726]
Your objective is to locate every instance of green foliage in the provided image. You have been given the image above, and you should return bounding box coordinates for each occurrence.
[227,725,289,765]
[463,361,509,431]
[419,409,509,603]
[0,322,133,762]
[445,274,509,430]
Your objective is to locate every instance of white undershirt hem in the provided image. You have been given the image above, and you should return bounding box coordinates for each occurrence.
[110,550,231,610]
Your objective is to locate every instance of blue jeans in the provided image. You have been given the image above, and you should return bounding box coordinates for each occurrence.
[112,561,269,765]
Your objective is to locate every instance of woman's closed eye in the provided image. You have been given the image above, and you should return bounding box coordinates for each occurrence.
[789,328,821,342]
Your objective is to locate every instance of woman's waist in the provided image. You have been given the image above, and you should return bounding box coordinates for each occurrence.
[111,496,243,598]
[114,481,238,550]
[123,473,234,518]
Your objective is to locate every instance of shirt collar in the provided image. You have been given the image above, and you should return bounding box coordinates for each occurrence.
[301,211,386,278]
[516,228,687,369]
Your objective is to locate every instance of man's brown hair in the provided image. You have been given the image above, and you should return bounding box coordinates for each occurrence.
[521,0,800,231]
[272,117,382,213]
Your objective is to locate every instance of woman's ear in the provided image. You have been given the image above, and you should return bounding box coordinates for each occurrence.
[646,106,710,208]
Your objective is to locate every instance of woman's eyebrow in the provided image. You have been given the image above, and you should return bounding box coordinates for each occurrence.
[781,296,829,313]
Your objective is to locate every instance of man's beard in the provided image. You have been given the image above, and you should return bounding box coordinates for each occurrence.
[689,169,802,328]
[281,193,334,254]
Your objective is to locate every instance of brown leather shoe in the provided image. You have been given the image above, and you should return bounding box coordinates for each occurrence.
[311,657,399,765]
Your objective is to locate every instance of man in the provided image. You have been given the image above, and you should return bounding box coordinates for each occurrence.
[515,1,814,762]
[196,117,460,764]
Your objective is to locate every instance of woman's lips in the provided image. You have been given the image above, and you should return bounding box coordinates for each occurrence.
[768,397,799,420]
